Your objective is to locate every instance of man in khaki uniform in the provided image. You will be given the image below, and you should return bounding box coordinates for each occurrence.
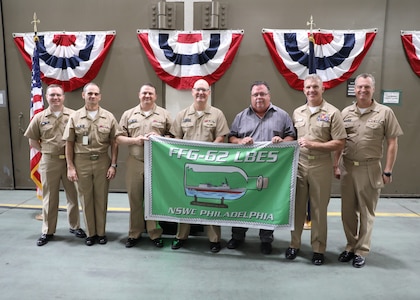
[63,82,120,246]
[334,73,403,268]
[116,83,173,249]
[286,74,346,265]
[171,79,230,253]
[25,84,86,246]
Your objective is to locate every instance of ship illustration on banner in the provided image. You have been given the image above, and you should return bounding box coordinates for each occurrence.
[184,163,269,208]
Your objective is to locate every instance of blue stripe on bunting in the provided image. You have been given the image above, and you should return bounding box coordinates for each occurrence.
[284,33,356,70]
[159,33,220,65]
[37,35,95,70]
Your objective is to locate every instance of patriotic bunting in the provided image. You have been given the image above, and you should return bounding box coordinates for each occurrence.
[262,28,377,90]
[401,31,420,77]
[30,36,44,199]
[13,31,116,91]
[137,30,244,90]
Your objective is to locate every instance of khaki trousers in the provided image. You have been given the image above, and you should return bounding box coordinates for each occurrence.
[340,158,382,257]
[74,153,110,237]
[126,155,162,240]
[290,155,332,253]
[40,154,80,234]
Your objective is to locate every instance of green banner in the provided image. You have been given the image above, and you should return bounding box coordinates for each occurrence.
[144,136,299,230]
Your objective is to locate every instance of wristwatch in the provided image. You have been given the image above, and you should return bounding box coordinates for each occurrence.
[111,164,118,168]
[383,172,392,177]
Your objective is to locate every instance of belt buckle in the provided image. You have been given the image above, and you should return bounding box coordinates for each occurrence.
[90,154,99,161]
[59,155,65,159]
[354,161,359,166]
[308,155,315,160]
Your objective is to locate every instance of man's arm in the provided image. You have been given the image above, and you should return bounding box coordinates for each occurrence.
[382,137,399,183]
[65,141,78,182]
[333,149,343,179]
[29,139,42,151]
[282,136,295,142]
[214,136,225,143]
[298,138,345,152]
[116,135,146,146]
[107,139,119,180]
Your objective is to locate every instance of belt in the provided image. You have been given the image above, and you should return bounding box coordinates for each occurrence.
[43,153,66,159]
[301,153,331,160]
[75,152,108,161]
[343,157,380,166]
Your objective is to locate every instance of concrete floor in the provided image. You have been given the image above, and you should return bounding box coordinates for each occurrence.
[0,190,419,300]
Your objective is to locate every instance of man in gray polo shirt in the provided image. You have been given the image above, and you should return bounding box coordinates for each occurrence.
[227,80,296,255]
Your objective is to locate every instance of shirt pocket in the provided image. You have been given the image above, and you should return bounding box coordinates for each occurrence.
[181,122,194,139]
[96,124,111,142]
[151,120,166,134]
[313,120,331,137]
[40,123,54,139]
[203,119,217,140]
[344,122,357,139]
[366,120,383,139]
[294,119,306,136]
[127,122,141,136]
[75,124,88,143]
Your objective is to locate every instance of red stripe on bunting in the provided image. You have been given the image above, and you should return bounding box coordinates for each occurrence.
[401,34,420,77]
[178,33,203,43]
[14,37,32,67]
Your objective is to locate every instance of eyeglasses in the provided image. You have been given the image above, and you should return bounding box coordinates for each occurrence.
[251,92,269,97]
[193,88,210,92]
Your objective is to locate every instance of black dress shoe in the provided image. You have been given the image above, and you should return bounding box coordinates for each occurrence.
[210,242,221,253]
[312,252,325,265]
[69,228,87,238]
[171,238,185,250]
[152,238,164,248]
[98,236,108,245]
[260,242,272,255]
[285,247,299,260]
[352,255,366,268]
[37,234,53,246]
[338,251,355,262]
[85,236,96,246]
[226,238,243,249]
[125,237,140,248]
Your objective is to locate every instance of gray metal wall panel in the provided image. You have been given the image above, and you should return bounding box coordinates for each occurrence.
[1,0,418,195]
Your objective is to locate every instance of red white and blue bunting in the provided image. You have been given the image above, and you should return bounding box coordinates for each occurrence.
[262,28,377,90]
[137,30,244,90]
[13,31,116,91]
[401,31,420,77]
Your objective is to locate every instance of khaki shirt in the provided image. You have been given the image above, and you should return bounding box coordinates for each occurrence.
[24,106,74,155]
[293,99,347,157]
[62,106,120,153]
[172,104,230,142]
[341,100,403,161]
[118,104,173,159]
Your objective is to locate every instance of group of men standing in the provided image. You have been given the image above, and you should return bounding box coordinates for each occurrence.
[24,73,402,269]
